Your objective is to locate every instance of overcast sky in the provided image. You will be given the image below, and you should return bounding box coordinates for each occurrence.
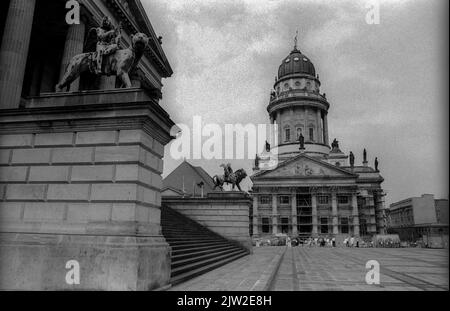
[142,0,448,206]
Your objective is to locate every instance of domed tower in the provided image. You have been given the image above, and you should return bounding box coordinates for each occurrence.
[268,39,330,160]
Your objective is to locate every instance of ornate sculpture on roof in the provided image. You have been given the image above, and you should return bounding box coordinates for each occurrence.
[349,151,355,168]
[265,141,271,152]
[270,90,276,101]
[331,138,339,149]
[56,15,150,92]
[298,133,305,150]
[254,154,260,169]
[375,157,379,171]
[363,148,367,163]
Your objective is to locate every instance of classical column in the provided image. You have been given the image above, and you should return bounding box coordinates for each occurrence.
[323,113,329,146]
[252,194,259,237]
[316,109,323,144]
[311,192,318,236]
[291,191,298,236]
[59,21,86,92]
[272,193,278,234]
[331,191,338,235]
[0,0,36,109]
[276,111,281,145]
[352,193,360,236]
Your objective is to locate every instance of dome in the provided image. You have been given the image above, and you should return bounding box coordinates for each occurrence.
[278,48,316,79]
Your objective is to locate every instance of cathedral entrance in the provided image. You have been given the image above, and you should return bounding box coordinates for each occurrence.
[297,194,312,235]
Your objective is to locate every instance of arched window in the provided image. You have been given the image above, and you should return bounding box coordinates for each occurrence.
[296,127,303,140]
[284,127,291,142]
[309,127,314,141]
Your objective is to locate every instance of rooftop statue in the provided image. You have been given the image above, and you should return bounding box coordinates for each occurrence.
[363,148,367,163]
[331,138,339,149]
[298,133,305,150]
[349,151,355,168]
[213,164,247,191]
[56,16,149,92]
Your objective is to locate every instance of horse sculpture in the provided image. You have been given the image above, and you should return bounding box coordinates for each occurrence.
[212,168,247,191]
[55,32,149,92]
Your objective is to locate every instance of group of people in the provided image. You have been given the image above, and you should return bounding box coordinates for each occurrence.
[291,237,337,247]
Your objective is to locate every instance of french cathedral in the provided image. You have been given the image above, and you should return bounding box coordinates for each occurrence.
[251,40,387,241]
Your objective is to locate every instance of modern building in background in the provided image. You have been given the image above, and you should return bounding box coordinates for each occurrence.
[387,194,449,244]
[251,41,387,240]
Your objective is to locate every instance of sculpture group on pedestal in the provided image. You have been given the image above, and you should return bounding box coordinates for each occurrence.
[212,163,247,191]
[56,16,149,92]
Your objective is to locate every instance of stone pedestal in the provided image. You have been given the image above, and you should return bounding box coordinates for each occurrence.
[0,88,174,290]
[163,191,253,253]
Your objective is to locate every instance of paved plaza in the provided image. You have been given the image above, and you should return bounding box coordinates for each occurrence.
[169,247,449,291]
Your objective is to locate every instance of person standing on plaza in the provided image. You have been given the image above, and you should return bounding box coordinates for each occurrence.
[350,236,355,247]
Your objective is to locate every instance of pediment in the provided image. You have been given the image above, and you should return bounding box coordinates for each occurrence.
[253,154,356,179]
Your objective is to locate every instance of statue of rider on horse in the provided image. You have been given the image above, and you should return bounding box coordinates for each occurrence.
[212,163,247,191]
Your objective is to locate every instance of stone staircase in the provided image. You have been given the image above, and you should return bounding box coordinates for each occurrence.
[161,205,249,285]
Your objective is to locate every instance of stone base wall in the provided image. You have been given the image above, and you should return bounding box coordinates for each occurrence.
[0,233,170,290]
[163,191,253,253]
[0,89,174,290]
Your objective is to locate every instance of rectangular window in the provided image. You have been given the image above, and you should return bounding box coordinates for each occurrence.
[340,217,349,234]
[279,195,290,205]
[285,128,290,142]
[309,127,314,141]
[320,217,328,234]
[317,195,329,205]
[360,218,368,235]
[281,218,289,234]
[338,195,349,204]
[260,195,271,205]
[262,217,270,233]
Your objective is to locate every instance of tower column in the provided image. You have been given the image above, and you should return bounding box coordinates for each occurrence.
[316,108,323,144]
[0,0,37,109]
[253,194,259,237]
[272,193,278,234]
[331,191,338,235]
[59,21,86,92]
[323,113,329,146]
[291,190,298,236]
[311,192,318,236]
[352,193,360,236]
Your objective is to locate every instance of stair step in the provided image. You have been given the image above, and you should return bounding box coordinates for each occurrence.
[172,247,244,268]
[168,239,226,246]
[166,235,223,243]
[171,249,247,277]
[161,205,248,286]
[170,241,231,250]
[171,243,235,255]
[170,252,248,285]
[171,245,237,261]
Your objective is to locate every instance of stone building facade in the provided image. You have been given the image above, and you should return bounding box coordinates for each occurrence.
[0,0,175,290]
[251,42,386,240]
